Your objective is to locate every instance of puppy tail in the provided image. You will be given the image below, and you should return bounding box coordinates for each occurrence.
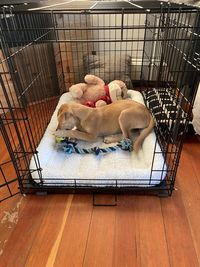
[133,116,155,153]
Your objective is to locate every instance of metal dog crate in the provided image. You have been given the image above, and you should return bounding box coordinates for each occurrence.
[0,1,199,201]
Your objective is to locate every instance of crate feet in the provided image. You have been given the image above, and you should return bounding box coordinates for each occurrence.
[36,191,47,196]
[157,190,169,197]
[93,193,118,206]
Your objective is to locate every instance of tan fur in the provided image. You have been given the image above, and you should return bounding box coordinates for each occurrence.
[56,100,154,152]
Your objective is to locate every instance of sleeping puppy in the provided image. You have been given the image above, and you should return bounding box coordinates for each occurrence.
[55,100,154,152]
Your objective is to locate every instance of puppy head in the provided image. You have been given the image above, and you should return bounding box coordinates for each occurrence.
[57,104,76,130]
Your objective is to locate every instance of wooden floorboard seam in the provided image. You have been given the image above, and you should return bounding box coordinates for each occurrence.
[82,196,94,267]
[45,194,73,267]
[111,202,117,267]
[160,198,174,267]
[178,155,200,266]
[22,197,54,267]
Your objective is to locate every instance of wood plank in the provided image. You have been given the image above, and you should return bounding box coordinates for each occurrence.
[184,138,200,184]
[113,194,170,267]
[83,201,116,267]
[0,194,22,220]
[0,195,26,256]
[175,140,200,264]
[0,195,50,267]
[24,194,73,267]
[161,185,199,267]
[134,196,170,267]
[113,195,138,267]
[53,195,93,267]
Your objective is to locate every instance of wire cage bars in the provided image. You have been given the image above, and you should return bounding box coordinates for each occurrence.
[0,1,199,201]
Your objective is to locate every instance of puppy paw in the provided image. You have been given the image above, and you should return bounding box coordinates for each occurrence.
[55,129,68,137]
[104,136,114,144]
[54,130,62,137]
[104,134,123,144]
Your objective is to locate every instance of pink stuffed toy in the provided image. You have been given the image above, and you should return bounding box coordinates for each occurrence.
[69,74,128,107]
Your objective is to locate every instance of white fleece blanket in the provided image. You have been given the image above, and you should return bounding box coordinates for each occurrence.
[30,90,166,187]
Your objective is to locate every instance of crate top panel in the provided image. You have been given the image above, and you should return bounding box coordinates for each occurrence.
[0,0,198,12]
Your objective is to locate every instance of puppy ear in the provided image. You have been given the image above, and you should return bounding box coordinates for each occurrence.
[57,104,68,117]
[57,105,64,117]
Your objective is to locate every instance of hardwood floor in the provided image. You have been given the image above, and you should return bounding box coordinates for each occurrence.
[0,136,200,267]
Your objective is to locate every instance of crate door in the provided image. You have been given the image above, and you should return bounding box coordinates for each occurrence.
[0,49,21,201]
[0,56,34,202]
[0,68,44,202]
[0,101,35,202]
[0,121,20,202]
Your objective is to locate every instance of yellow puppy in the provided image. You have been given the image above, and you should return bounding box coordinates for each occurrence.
[56,100,154,152]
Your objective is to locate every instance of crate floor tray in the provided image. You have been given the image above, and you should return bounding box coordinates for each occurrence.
[30,90,166,187]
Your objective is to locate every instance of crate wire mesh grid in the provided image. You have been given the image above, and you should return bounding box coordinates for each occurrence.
[0,1,199,201]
